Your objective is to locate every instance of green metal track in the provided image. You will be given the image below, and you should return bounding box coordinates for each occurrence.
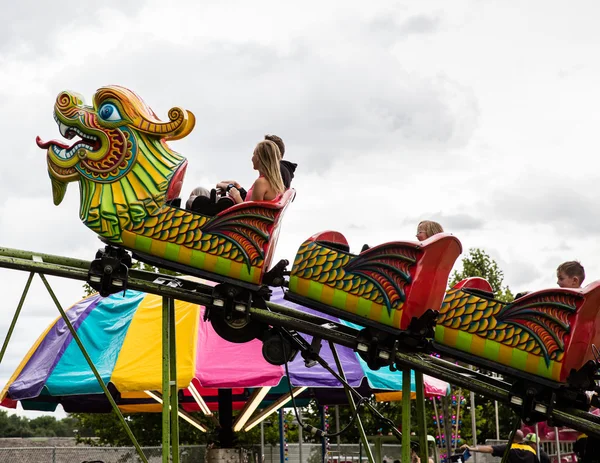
[1,247,600,439]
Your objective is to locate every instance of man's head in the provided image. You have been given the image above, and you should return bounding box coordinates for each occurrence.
[515,430,524,442]
[523,433,538,448]
[557,261,585,288]
[265,134,285,158]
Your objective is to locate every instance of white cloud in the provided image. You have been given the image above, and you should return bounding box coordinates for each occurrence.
[2,0,600,418]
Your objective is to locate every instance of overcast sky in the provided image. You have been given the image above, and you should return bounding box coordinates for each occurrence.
[1,0,599,418]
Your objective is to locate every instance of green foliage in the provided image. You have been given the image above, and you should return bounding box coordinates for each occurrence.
[71,411,210,446]
[297,401,403,444]
[0,410,79,437]
[235,411,298,447]
[446,248,519,443]
[449,248,514,302]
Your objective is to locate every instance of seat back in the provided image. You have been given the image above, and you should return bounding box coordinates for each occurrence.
[400,233,463,328]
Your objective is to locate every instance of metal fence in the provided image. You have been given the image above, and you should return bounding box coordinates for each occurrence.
[0,441,578,463]
[0,443,398,463]
[258,443,397,463]
[0,445,205,463]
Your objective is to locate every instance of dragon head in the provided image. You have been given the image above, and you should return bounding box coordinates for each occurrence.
[37,86,195,205]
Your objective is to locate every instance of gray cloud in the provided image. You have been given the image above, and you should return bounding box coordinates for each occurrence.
[7,30,478,206]
[400,15,441,35]
[503,260,543,290]
[369,13,442,47]
[487,185,598,237]
[0,1,142,56]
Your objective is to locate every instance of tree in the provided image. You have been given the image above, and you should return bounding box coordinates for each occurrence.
[449,248,514,302]
[447,248,519,443]
[72,411,210,446]
[0,410,80,438]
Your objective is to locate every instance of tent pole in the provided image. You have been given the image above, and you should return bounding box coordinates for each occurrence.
[402,368,412,463]
[359,439,362,463]
[219,389,234,447]
[168,297,180,463]
[261,421,265,463]
[298,408,304,463]
[454,389,462,452]
[162,296,171,463]
[470,391,477,463]
[495,400,500,440]
[279,409,285,463]
[442,395,453,461]
[433,398,443,452]
[0,272,34,363]
[415,372,429,463]
[329,342,375,463]
[38,273,149,463]
[320,406,326,463]
[555,427,561,462]
[336,406,341,455]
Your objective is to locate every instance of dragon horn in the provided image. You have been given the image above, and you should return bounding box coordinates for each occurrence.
[135,107,196,141]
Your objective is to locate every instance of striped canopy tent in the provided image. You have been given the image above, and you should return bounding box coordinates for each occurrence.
[0,287,449,422]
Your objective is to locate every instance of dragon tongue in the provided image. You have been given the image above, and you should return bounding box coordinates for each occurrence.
[36,136,70,150]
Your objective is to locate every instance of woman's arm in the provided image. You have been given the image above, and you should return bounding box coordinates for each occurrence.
[216,180,242,190]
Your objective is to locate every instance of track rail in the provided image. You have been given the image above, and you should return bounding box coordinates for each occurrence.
[1,248,600,437]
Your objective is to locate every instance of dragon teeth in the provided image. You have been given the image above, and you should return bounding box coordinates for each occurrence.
[59,122,70,137]
[52,116,98,143]
[52,145,68,159]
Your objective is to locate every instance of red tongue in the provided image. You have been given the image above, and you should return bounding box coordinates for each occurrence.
[36,136,70,150]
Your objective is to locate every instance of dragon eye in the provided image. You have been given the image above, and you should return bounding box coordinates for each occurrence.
[98,103,122,122]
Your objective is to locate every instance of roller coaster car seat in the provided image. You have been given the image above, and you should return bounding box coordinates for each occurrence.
[436,278,600,386]
[285,231,462,332]
[128,189,296,290]
[452,277,495,298]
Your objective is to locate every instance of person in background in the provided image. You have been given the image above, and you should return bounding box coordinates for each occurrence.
[362,219,444,253]
[556,261,585,289]
[523,433,549,463]
[461,430,539,463]
[186,186,210,210]
[416,221,444,241]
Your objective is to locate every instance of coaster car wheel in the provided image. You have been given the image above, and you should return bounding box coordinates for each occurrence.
[261,329,299,366]
[209,308,265,344]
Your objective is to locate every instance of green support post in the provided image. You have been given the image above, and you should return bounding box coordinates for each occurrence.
[169,297,180,463]
[402,368,412,463]
[4,248,600,441]
[373,437,382,463]
[38,274,149,463]
[0,272,34,363]
[329,342,375,463]
[415,372,429,463]
[162,297,171,463]
[442,396,453,460]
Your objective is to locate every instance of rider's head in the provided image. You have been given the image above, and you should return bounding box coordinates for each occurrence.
[265,134,285,158]
[252,140,285,195]
[416,220,444,241]
[556,261,585,288]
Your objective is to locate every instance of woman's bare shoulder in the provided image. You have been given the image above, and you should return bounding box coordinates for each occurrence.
[254,177,269,186]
